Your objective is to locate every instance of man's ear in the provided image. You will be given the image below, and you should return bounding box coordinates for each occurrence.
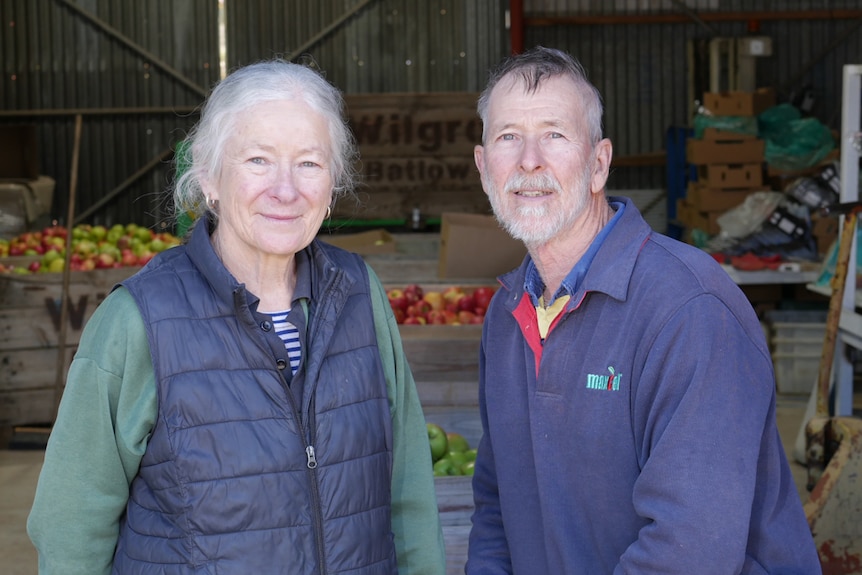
[474,144,489,197]
[591,138,613,194]
[474,144,485,174]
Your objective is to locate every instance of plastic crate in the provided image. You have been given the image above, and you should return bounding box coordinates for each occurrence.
[765,310,827,394]
[771,353,821,394]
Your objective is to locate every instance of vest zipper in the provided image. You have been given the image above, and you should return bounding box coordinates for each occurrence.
[303,393,327,573]
[275,365,327,573]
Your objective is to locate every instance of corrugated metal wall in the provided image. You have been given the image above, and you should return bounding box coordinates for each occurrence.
[0,0,860,230]
[226,0,507,93]
[520,0,862,192]
[0,0,218,230]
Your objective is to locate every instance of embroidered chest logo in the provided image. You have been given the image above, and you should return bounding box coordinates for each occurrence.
[586,366,622,391]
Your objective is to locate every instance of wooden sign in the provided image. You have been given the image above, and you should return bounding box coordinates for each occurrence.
[341,93,489,221]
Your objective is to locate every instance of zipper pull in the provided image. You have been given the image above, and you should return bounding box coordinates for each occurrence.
[305,445,318,469]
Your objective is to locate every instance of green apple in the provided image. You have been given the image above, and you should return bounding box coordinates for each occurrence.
[433,456,461,477]
[446,432,470,453]
[464,448,477,462]
[427,423,449,462]
[446,450,470,469]
[461,460,475,476]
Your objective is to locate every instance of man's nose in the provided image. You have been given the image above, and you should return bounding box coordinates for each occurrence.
[518,137,544,172]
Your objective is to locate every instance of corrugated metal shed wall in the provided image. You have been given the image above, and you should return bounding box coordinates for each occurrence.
[1,0,860,230]
[521,0,862,193]
[226,0,507,93]
[0,0,218,230]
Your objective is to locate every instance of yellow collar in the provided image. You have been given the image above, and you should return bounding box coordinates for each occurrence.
[536,295,570,339]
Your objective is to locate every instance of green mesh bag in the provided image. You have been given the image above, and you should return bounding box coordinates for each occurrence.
[759,104,835,171]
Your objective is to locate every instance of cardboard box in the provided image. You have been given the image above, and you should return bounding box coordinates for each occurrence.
[0,191,27,237]
[317,228,397,255]
[687,182,758,213]
[437,212,526,279]
[0,125,39,180]
[697,163,763,189]
[686,134,765,165]
[0,176,55,222]
[676,199,721,235]
[702,88,776,117]
[810,214,838,255]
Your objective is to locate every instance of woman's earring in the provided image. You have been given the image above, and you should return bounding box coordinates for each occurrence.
[325,205,332,219]
[207,196,218,209]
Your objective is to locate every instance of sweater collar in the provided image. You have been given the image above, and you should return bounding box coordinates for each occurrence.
[500,195,653,309]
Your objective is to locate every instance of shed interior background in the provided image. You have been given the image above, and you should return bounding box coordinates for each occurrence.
[1,0,860,232]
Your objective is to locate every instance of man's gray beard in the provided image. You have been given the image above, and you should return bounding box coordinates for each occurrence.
[484,171,589,246]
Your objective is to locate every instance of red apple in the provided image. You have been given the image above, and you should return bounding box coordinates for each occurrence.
[457,293,476,312]
[472,286,495,311]
[422,290,444,311]
[387,288,409,314]
[426,309,448,325]
[121,249,139,267]
[443,310,459,325]
[442,286,465,304]
[392,307,406,324]
[95,253,116,269]
[457,310,477,325]
[404,284,424,305]
[402,316,426,325]
[407,300,432,319]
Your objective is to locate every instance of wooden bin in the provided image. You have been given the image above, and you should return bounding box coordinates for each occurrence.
[426,405,483,574]
[0,267,136,433]
[401,323,481,407]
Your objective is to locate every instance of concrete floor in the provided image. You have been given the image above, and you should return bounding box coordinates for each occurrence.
[0,393,820,574]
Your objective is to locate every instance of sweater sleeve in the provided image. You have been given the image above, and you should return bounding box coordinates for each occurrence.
[366,265,447,575]
[27,287,157,575]
[619,294,815,574]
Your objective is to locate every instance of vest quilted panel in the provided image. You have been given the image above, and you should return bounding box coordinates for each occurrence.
[112,224,396,575]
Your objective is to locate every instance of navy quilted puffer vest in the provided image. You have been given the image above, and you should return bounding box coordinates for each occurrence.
[113,222,397,575]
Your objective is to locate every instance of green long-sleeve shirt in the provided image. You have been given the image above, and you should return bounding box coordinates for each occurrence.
[27,265,445,575]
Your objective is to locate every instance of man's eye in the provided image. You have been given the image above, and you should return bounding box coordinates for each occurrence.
[501,134,515,141]
[550,132,563,139]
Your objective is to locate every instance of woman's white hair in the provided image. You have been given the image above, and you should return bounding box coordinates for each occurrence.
[173,58,358,220]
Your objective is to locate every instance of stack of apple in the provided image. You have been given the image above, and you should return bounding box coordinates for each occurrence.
[387,283,496,325]
[0,224,181,274]
[427,422,477,477]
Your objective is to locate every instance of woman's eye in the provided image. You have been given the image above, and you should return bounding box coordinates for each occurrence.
[249,157,266,165]
[301,161,320,168]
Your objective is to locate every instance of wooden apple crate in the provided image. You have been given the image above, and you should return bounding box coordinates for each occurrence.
[400,323,481,407]
[388,280,495,408]
[0,266,137,440]
[426,405,482,574]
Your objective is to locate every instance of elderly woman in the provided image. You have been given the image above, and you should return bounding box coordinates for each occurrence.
[28,60,446,575]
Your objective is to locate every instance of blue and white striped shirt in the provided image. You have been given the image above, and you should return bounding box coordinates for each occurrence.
[269,311,301,375]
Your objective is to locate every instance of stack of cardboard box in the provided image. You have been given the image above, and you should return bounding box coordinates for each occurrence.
[677,88,776,237]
